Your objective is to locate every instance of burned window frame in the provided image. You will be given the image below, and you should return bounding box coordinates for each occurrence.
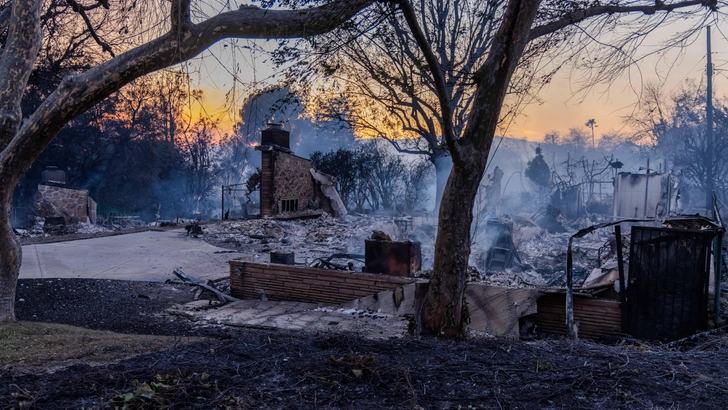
[280,198,299,213]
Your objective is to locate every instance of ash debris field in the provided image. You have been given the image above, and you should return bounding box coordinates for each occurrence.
[201,212,615,297]
[3,215,728,408]
[5,277,728,409]
[201,212,436,271]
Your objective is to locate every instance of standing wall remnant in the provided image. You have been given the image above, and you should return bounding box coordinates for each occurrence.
[36,184,97,224]
[258,123,341,217]
[364,240,422,277]
[613,172,678,218]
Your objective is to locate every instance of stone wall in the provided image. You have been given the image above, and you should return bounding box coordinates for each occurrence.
[36,184,96,224]
[229,261,417,304]
[260,148,334,217]
[272,151,316,214]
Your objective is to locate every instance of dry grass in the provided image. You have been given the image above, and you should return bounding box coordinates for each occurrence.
[0,321,204,373]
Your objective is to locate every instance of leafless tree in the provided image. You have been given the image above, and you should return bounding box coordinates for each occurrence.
[630,79,728,210]
[291,0,506,209]
[0,0,374,321]
[179,117,224,217]
[396,0,719,337]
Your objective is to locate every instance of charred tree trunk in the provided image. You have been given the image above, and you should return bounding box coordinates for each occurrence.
[415,0,542,337]
[0,0,42,321]
[420,158,485,336]
[0,188,22,322]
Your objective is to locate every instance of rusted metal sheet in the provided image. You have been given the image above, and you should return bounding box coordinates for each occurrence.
[625,226,716,341]
[530,293,622,340]
[364,240,421,277]
[270,251,295,265]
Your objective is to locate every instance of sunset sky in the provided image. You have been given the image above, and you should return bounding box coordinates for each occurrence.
[508,24,728,142]
[190,9,728,144]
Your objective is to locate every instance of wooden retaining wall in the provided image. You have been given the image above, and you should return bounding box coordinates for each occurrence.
[530,293,622,340]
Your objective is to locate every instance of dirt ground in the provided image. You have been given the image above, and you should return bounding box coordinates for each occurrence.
[1,278,727,409]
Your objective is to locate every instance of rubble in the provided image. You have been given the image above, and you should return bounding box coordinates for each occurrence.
[202,212,412,269]
[203,211,613,289]
[196,209,726,342]
[19,217,114,238]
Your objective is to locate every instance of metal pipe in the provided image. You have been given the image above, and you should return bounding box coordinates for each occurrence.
[566,236,575,340]
[643,159,650,217]
[714,233,723,325]
[713,194,724,325]
[615,225,627,332]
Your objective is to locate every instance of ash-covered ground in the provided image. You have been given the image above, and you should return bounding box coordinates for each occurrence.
[5,278,728,409]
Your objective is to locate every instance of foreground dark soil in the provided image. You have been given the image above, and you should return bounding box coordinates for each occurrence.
[3,279,728,409]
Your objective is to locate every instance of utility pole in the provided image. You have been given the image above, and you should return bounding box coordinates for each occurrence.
[706,25,714,212]
[585,119,597,149]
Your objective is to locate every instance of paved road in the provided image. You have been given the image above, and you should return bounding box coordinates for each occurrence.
[20,230,236,282]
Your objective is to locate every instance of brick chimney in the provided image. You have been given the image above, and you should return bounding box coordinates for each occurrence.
[259,123,290,217]
[41,166,66,186]
[261,122,290,150]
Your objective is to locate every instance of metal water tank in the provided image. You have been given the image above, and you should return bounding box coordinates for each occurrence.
[41,166,66,185]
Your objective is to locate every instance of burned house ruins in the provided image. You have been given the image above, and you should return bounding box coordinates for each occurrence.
[35,167,98,225]
[257,123,346,218]
[206,144,728,344]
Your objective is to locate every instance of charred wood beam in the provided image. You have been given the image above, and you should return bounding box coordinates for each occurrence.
[173,268,240,303]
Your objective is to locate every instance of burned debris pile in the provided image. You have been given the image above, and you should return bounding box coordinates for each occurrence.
[203,212,430,272]
[196,200,727,343]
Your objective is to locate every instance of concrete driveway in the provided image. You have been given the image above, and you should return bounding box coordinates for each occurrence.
[20,230,236,282]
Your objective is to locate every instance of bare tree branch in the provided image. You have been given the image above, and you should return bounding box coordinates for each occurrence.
[0,0,42,146]
[395,0,460,161]
[529,0,714,41]
[65,0,115,57]
[1,0,374,176]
